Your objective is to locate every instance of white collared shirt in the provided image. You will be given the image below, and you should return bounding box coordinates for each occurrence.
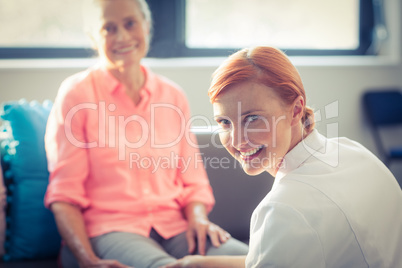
[246,130,402,268]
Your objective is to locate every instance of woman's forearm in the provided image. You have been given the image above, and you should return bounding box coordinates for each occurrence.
[50,202,99,266]
[161,255,246,268]
[201,255,246,268]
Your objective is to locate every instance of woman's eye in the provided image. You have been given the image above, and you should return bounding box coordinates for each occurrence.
[217,119,231,129]
[126,20,136,29]
[102,24,116,34]
[245,115,259,123]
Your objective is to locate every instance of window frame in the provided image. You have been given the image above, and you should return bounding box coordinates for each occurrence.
[0,0,376,59]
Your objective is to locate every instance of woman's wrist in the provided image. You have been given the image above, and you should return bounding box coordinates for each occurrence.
[78,253,101,267]
[185,202,208,223]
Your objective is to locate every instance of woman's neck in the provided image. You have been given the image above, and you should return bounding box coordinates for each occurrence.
[108,64,145,105]
[271,122,308,177]
[290,122,309,151]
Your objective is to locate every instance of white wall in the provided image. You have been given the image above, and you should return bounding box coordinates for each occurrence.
[1,0,402,181]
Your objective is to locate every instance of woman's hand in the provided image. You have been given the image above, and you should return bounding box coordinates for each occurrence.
[184,202,231,255]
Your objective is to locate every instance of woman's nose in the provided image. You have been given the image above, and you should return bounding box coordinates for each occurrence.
[231,126,248,149]
[116,27,130,41]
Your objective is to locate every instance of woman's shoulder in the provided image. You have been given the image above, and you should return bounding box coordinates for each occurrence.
[59,68,94,93]
[53,67,100,110]
[329,135,383,165]
[152,71,182,90]
[146,67,187,99]
[55,67,101,102]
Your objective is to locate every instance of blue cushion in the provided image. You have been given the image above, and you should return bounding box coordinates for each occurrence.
[0,99,61,261]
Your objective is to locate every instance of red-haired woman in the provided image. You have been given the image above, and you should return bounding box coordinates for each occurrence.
[162,46,402,268]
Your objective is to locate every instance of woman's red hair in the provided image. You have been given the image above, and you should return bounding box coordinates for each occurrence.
[208,46,315,132]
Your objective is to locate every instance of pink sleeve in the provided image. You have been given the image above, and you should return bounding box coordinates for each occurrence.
[44,79,91,209]
[176,96,215,212]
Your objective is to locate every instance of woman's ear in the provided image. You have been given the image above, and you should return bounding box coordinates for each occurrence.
[291,96,304,126]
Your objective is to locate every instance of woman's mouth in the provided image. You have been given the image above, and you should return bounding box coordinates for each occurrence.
[239,145,264,161]
[113,45,136,54]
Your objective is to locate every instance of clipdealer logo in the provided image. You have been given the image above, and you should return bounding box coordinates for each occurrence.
[62,100,340,170]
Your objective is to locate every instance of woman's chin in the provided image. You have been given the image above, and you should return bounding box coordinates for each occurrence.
[240,162,265,176]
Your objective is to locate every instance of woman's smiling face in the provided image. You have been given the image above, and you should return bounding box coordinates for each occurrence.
[213,80,295,177]
[89,0,150,69]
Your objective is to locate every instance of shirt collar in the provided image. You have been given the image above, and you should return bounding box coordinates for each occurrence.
[275,129,327,181]
[93,63,156,96]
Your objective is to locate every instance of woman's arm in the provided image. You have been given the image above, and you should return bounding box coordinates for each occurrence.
[51,202,99,266]
[160,255,246,268]
[51,202,130,268]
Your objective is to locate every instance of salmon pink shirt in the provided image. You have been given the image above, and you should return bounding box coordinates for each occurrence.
[44,64,215,239]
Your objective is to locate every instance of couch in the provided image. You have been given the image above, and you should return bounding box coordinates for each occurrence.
[0,100,274,267]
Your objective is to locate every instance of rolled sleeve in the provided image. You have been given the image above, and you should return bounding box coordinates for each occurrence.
[44,79,91,209]
[176,100,215,212]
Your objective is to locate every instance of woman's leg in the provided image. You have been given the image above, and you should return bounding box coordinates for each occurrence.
[162,231,249,259]
[60,231,176,268]
[90,231,176,268]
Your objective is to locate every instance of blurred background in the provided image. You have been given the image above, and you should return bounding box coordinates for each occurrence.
[0,0,401,182]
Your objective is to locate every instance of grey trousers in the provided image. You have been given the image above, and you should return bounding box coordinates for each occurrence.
[61,229,249,268]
